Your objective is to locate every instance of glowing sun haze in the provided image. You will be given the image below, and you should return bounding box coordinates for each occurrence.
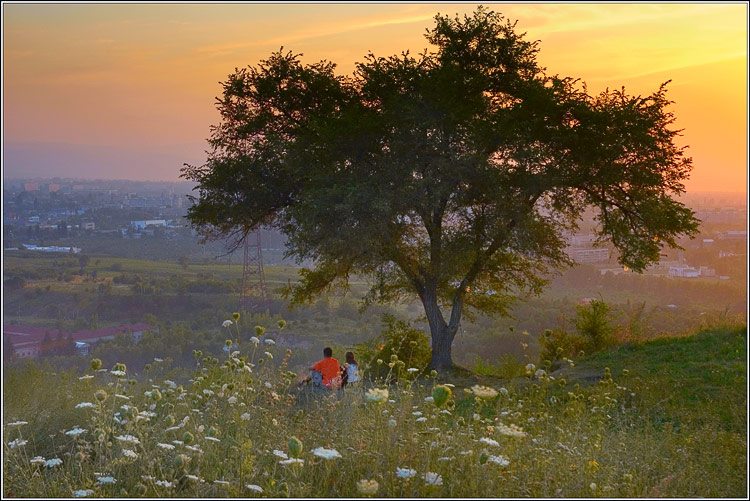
[2,3,747,193]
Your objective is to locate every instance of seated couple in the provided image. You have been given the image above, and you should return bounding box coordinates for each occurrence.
[306,347,359,390]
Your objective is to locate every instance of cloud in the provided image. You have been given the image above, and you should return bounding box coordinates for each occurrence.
[194,12,436,57]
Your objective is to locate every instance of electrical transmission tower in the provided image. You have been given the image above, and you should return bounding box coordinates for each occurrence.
[239,226,269,312]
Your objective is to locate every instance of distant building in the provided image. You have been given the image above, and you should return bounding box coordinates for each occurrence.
[565,247,609,264]
[669,265,700,278]
[82,222,95,230]
[23,182,39,192]
[698,266,716,277]
[22,243,81,254]
[717,230,747,241]
[131,220,167,230]
[719,250,742,258]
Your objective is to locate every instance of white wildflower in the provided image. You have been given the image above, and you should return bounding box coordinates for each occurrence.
[157,443,175,450]
[115,394,130,400]
[416,417,427,423]
[496,423,526,438]
[535,369,546,378]
[172,440,184,446]
[412,411,423,416]
[116,434,140,445]
[30,456,46,464]
[73,489,95,497]
[312,447,341,460]
[65,427,87,436]
[246,484,263,493]
[154,357,163,362]
[423,472,443,486]
[227,396,237,405]
[488,454,510,466]
[185,445,203,453]
[186,475,204,482]
[407,368,419,373]
[214,480,230,486]
[78,375,94,380]
[205,436,220,442]
[396,467,417,478]
[250,337,260,345]
[424,396,434,403]
[357,479,379,496]
[279,458,305,466]
[364,387,389,403]
[44,458,63,467]
[264,338,275,345]
[7,421,28,427]
[97,476,116,484]
[110,370,126,377]
[222,320,233,328]
[272,449,288,459]
[155,480,173,488]
[525,363,536,372]
[264,382,272,389]
[122,449,138,459]
[241,412,252,421]
[471,385,499,399]
[203,389,215,396]
[76,402,96,409]
[479,437,500,447]
[388,419,397,427]
[9,438,28,449]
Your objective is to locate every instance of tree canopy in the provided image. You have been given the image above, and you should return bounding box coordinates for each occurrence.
[182,7,699,370]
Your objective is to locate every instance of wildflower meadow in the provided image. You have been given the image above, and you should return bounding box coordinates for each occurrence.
[3,317,746,498]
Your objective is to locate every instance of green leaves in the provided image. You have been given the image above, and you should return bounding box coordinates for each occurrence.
[183,7,699,367]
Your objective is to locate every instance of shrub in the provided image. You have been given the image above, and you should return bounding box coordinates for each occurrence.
[576,299,616,353]
[538,328,586,365]
[357,314,431,382]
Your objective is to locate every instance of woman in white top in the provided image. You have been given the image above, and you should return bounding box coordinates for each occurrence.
[342,351,359,387]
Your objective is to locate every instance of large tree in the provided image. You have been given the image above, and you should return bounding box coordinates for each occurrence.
[182,8,699,371]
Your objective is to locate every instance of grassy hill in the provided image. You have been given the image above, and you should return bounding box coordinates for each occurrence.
[3,324,746,497]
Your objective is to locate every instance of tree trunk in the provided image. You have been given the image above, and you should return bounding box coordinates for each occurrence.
[421,290,461,372]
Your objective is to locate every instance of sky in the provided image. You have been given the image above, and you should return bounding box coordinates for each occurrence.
[2,2,747,193]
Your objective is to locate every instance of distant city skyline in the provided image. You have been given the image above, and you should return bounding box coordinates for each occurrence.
[2,3,747,192]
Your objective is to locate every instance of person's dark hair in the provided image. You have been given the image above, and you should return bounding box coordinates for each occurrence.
[323,347,333,357]
[346,351,356,365]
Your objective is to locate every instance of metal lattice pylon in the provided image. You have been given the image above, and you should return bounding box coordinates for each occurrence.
[240,227,269,312]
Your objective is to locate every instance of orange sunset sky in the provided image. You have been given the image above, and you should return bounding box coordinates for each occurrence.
[2,2,747,193]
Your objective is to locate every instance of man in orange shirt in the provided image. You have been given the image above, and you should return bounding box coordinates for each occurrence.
[310,347,342,390]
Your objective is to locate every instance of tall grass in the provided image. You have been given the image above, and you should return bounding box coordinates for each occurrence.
[3,320,746,498]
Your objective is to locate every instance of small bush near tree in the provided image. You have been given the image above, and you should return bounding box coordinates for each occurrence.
[576,300,617,353]
[357,315,432,382]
